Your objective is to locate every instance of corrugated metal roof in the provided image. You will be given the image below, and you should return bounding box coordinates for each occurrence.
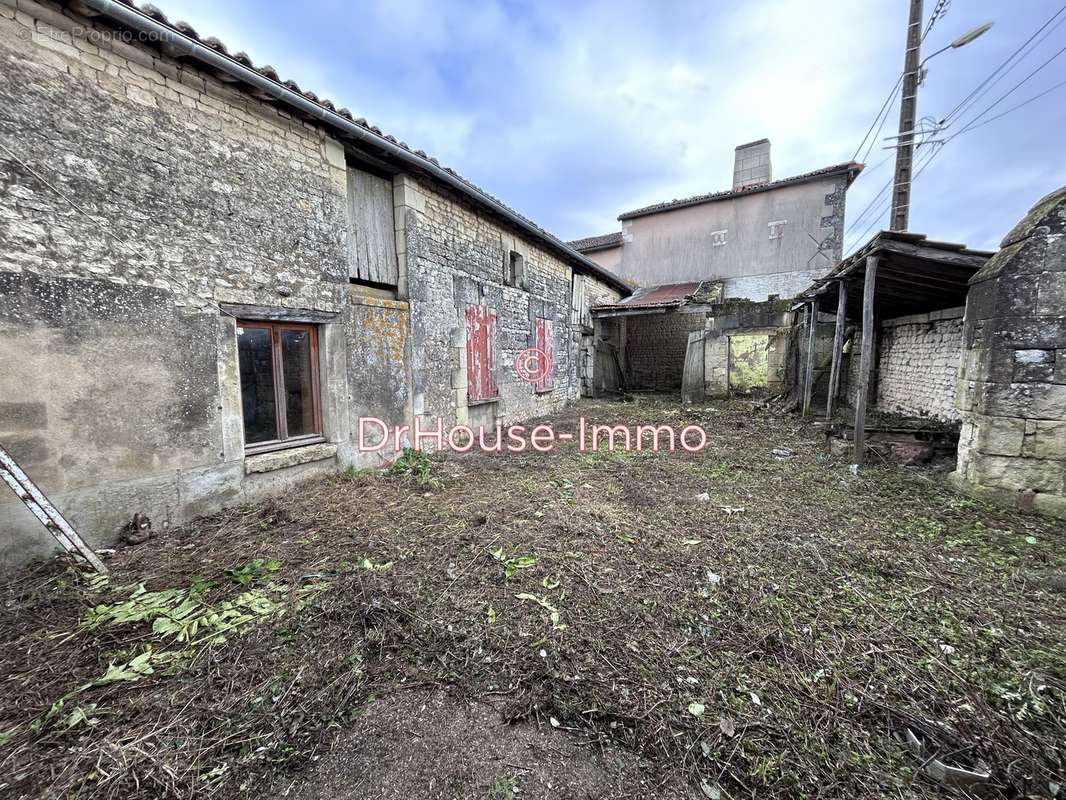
[592,281,704,311]
[618,162,864,221]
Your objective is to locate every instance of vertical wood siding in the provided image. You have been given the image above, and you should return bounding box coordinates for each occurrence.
[346,166,398,286]
[535,317,554,392]
[466,305,498,402]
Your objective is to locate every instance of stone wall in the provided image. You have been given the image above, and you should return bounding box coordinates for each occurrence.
[954,187,1066,519]
[723,267,829,303]
[875,309,964,422]
[0,0,620,564]
[624,310,705,390]
[401,179,617,428]
[702,300,792,396]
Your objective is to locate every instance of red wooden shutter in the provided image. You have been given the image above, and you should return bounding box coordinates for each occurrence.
[466,305,498,402]
[535,317,554,392]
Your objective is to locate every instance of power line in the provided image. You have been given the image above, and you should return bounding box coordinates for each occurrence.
[851,75,903,162]
[946,13,1066,127]
[946,44,1066,139]
[940,4,1066,125]
[844,143,943,253]
[922,0,951,42]
[950,76,1066,136]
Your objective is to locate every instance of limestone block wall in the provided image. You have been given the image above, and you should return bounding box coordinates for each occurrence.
[624,310,705,390]
[875,309,964,422]
[703,301,792,396]
[0,0,356,564]
[0,0,621,564]
[954,187,1066,519]
[401,178,616,428]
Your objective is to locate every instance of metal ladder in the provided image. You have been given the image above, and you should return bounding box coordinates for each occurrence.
[0,444,108,573]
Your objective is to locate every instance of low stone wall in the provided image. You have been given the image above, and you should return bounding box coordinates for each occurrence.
[875,308,964,422]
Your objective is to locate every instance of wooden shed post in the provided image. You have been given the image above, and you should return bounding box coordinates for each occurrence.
[825,280,848,421]
[802,301,817,416]
[853,256,878,465]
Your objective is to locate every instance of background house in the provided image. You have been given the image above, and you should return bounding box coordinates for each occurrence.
[573,141,862,396]
[572,139,863,300]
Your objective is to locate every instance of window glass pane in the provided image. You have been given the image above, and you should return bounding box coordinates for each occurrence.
[281,328,316,437]
[237,327,277,444]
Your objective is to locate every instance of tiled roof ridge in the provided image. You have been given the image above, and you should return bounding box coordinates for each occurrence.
[568,231,623,251]
[618,161,864,220]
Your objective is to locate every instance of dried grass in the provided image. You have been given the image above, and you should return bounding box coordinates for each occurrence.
[0,399,1063,799]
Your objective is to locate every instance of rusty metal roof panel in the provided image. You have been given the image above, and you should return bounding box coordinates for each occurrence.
[592,281,704,311]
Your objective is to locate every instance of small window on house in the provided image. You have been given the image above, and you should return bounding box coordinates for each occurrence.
[237,321,322,452]
[768,219,787,240]
[505,250,526,288]
[711,229,728,247]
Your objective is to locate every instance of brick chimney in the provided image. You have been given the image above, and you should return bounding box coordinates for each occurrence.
[733,139,772,190]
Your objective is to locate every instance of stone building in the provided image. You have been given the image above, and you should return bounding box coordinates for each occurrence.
[954,187,1066,519]
[0,0,627,564]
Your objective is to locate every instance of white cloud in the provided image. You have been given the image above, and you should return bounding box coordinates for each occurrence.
[151,0,1065,248]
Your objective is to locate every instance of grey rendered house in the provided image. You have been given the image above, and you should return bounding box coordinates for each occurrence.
[571,139,862,396]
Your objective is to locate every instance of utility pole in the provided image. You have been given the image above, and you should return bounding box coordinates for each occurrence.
[889,0,923,232]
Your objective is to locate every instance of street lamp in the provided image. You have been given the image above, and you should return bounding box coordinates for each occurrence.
[921,21,994,67]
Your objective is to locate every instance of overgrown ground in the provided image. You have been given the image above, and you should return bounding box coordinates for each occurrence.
[0,398,1063,800]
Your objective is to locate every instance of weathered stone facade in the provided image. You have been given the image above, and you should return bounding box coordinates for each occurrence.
[954,187,1066,519]
[875,309,964,422]
[0,0,622,564]
[702,300,792,396]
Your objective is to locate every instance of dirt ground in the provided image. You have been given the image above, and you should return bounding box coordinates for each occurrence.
[0,398,1063,800]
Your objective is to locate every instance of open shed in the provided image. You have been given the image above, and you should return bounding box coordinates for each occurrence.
[796,231,993,464]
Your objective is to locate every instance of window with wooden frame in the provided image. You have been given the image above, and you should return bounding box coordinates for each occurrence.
[236,321,323,453]
[504,250,526,289]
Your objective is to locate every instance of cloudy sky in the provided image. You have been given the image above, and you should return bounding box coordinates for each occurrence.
[158,0,1066,253]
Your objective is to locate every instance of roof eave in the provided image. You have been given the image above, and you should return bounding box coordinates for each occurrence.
[77,0,632,295]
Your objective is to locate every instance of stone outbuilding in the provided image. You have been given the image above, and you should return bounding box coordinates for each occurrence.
[954,187,1066,519]
[0,0,628,564]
